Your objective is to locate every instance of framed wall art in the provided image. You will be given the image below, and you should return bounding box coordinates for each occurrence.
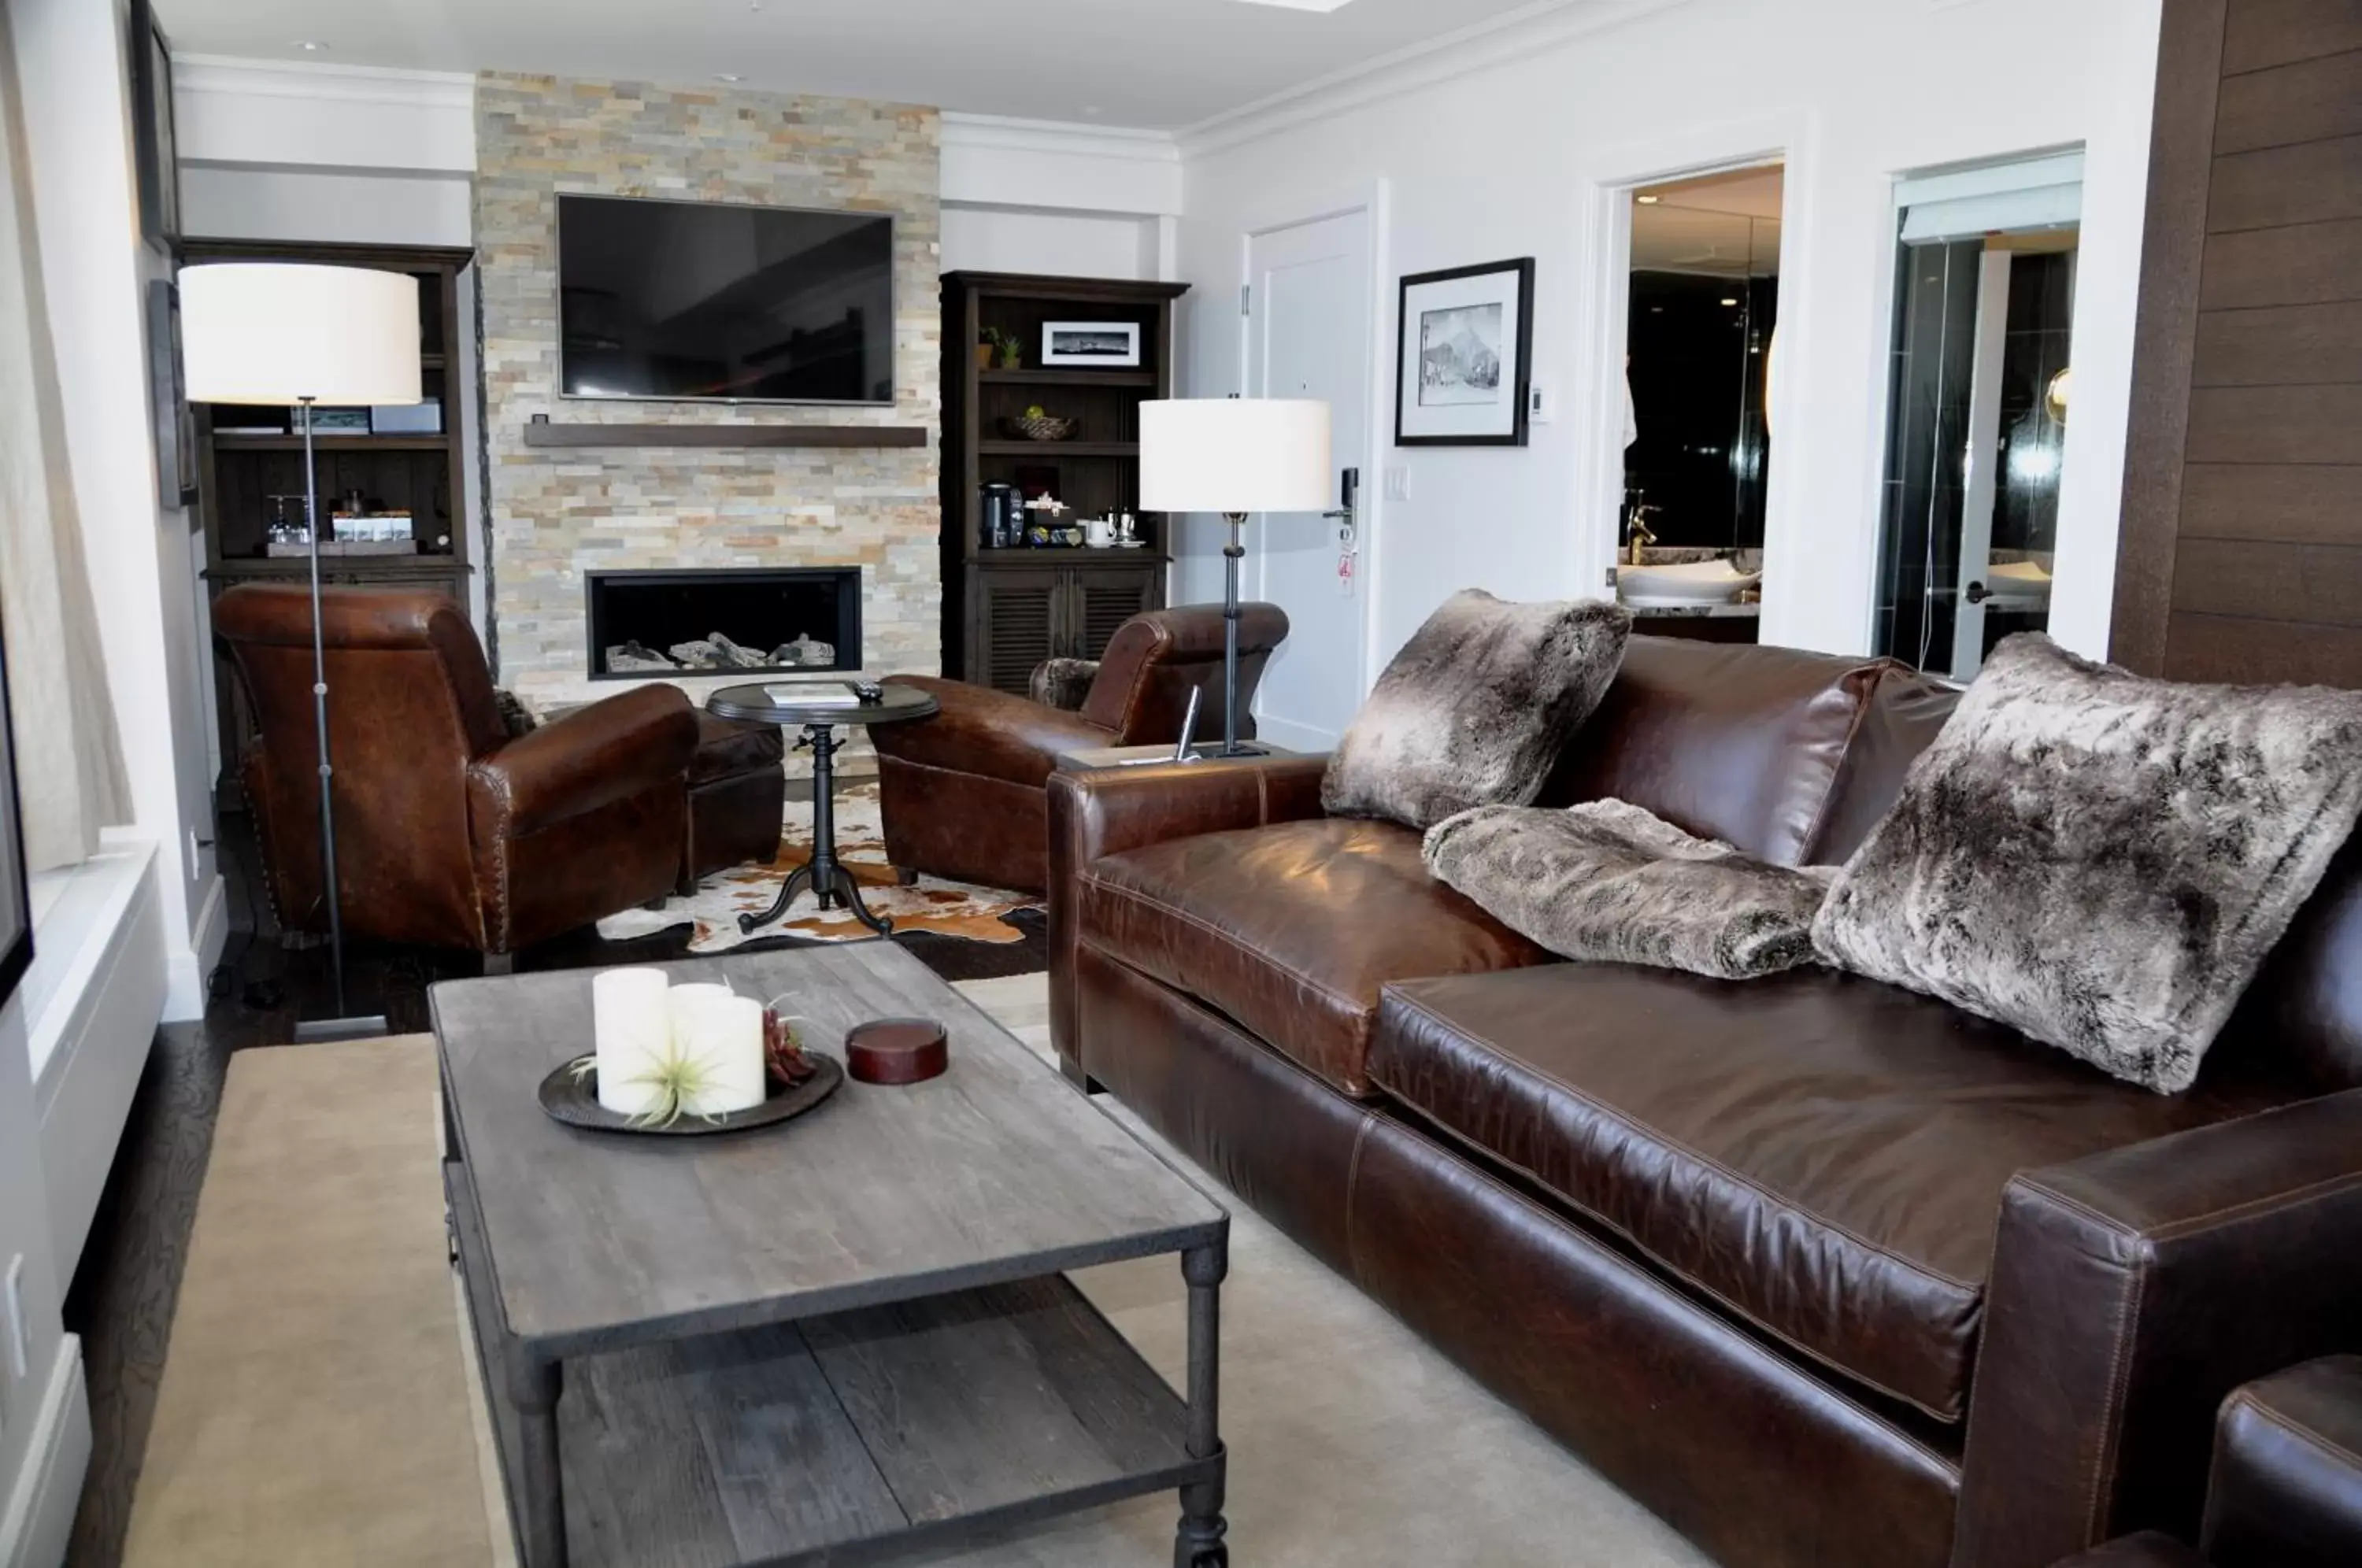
[1395,258,1535,446]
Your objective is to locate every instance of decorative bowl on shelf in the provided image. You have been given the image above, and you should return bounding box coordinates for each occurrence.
[1005,414,1078,442]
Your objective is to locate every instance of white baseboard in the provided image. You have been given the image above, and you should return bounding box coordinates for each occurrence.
[164,873,228,1025]
[0,1336,90,1568]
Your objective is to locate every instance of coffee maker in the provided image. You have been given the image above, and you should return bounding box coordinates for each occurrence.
[979,483,1019,549]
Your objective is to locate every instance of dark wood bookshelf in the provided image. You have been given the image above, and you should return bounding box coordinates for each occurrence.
[186,237,476,777]
[940,272,1190,690]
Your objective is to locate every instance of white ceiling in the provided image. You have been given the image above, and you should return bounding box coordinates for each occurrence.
[1632,165,1785,276]
[154,0,1573,132]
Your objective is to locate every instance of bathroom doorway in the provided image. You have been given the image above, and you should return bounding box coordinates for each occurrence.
[1872,153,2082,680]
[1616,164,1783,631]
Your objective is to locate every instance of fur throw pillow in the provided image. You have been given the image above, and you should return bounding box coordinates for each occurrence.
[1812,634,2362,1094]
[1324,591,1632,829]
[1424,799,1832,980]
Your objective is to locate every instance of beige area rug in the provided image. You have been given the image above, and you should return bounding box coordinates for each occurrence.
[596,782,1039,952]
[128,982,1711,1568]
[120,1038,495,1568]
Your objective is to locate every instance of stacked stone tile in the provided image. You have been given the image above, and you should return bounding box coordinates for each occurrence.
[474,72,943,723]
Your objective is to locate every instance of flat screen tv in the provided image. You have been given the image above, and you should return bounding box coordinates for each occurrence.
[557,194,895,405]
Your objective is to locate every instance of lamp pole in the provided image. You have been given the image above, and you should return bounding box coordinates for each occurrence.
[291,394,383,1042]
[1222,510,1248,757]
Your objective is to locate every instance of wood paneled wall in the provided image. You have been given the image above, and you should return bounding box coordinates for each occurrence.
[2112,0,2362,684]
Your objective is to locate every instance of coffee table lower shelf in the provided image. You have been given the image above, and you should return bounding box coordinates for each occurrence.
[448,1159,1222,1567]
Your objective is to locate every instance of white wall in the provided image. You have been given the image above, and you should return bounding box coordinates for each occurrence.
[13,0,220,1023]
[939,112,1180,282]
[941,205,1163,281]
[1172,0,2160,667]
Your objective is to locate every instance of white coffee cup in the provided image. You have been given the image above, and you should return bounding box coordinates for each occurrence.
[1085,516,1114,547]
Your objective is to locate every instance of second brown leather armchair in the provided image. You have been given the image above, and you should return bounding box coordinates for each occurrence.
[213,585,701,966]
[873,603,1288,896]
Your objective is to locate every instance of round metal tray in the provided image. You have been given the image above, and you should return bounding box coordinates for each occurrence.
[538,1054,844,1136]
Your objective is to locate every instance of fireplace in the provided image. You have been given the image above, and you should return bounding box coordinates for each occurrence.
[585,568,863,680]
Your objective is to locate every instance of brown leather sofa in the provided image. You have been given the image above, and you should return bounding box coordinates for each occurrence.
[214,585,699,967]
[873,603,1287,895]
[2055,1356,2362,1567]
[1047,635,2362,1568]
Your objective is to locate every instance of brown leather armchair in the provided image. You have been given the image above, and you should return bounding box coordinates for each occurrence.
[213,585,699,967]
[872,603,1288,896]
[2054,1357,2362,1568]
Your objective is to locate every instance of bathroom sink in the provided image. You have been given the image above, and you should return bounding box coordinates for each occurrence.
[1983,560,2052,606]
[1620,558,1763,609]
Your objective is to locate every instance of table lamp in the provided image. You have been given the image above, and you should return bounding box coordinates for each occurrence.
[180,262,422,1040]
[1138,398,1331,756]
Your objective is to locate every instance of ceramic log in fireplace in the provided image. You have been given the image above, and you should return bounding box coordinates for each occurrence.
[585,568,862,679]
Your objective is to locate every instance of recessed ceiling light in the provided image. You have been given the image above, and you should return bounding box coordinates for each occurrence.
[1636,194,1661,205]
[714,72,742,83]
[1082,105,1105,116]
[294,39,329,51]
[1230,0,1358,10]
[1721,298,1742,307]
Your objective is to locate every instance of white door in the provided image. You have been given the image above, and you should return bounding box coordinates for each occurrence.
[1246,209,1372,751]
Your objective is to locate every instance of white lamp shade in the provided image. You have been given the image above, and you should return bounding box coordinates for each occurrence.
[1139,399,1332,515]
[179,263,423,406]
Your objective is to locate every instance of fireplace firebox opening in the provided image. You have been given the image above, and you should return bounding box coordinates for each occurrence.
[586,568,863,680]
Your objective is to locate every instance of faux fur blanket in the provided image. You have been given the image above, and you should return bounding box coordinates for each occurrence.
[1425,800,1833,980]
[1324,590,1631,830]
[1813,634,2362,1093]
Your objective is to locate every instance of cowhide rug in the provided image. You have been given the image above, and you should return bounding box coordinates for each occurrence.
[597,783,1038,952]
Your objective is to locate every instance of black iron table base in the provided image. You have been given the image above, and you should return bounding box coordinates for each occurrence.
[739,724,892,936]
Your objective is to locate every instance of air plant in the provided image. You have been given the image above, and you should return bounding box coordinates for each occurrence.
[569,1043,728,1129]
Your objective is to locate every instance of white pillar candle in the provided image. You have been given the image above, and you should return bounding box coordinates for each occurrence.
[690,994,768,1116]
[591,968,672,1117]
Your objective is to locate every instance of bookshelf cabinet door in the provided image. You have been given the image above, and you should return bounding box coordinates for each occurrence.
[1070,566,1161,660]
[973,567,1066,695]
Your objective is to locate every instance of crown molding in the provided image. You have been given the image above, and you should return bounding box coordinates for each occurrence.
[173,54,476,111]
[939,112,1179,165]
[1178,0,1694,157]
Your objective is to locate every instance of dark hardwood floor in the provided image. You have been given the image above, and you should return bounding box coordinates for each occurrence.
[61,785,1046,1566]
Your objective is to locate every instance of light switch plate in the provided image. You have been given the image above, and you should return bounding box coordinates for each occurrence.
[1382,466,1410,502]
[1528,383,1554,423]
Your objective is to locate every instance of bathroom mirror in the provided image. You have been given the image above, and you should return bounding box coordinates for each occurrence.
[1871,153,2082,680]
[1622,165,1783,560]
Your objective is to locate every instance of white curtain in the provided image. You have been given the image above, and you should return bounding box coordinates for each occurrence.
[0,3,129,871]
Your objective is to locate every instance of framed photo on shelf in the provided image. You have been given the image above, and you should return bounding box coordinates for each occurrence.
[128,0,181,253]
[1041,321,1142,368]
[0,605,32,1011]
[146,279,200,508]
[1394,258,1535,447]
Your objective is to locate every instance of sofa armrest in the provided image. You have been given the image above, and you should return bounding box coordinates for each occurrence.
[868,675,1116,789]
[2202,1355,2362,1568]
[468,683,698,841]
[2045,1536,2211,1568]
[1046,753,1331,1080]
[1953,1090,2362,1568]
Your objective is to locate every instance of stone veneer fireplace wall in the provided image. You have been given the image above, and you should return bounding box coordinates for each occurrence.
[474,72,942,712]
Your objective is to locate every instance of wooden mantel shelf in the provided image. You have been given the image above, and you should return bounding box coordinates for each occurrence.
[521,419,930,449]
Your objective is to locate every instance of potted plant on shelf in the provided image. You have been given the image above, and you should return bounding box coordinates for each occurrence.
[981,327,1022,371]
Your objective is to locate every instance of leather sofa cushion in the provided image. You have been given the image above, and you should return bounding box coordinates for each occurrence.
[1077,818,1552,1097]
[1368,964,2294,1422]
[1539,637,1957,867]
[689,711,785,784]
[2205,1355,2362,1568]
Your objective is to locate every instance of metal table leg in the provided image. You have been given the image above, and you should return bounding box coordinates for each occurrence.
[1175,1239,1229,1567]
[739,722,894,936]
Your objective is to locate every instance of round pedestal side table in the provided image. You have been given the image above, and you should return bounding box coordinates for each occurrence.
[705,681,939,937]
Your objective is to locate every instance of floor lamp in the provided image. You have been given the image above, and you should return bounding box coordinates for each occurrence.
[180,263,422,1041]
[1138,398,1331,756]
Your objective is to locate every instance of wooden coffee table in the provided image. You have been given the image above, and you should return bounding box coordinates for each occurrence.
[432,943,1231,1568]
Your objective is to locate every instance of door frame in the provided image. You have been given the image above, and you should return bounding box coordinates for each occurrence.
[1238,181,1390,736]
[1569,112,1809,626]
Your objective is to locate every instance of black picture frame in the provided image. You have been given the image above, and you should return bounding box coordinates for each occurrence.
[129,0,180,253]
[146,278,200,508]
[1394,257,1535,448]
[0,601,34,1011]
